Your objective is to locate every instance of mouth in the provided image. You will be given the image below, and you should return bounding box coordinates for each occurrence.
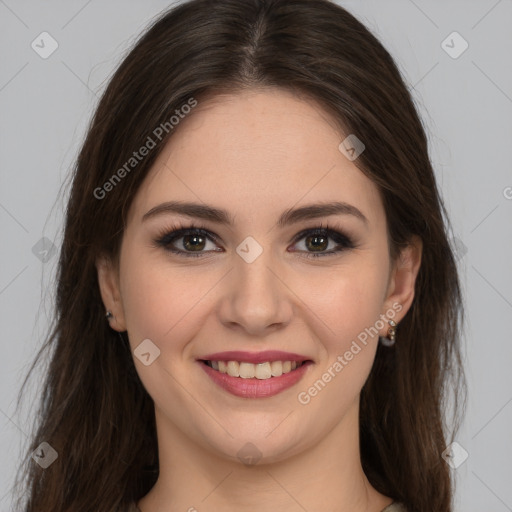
[200,359,310,379]
[197,351,313,398]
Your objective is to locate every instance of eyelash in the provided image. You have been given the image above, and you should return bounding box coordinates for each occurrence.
[153,221,355,259]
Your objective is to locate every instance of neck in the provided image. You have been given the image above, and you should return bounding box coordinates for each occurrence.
[137,399,393,512]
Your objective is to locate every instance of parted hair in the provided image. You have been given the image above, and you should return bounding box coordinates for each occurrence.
[14,1,465,511]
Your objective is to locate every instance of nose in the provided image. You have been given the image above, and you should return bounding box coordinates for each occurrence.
[217,248,293,337]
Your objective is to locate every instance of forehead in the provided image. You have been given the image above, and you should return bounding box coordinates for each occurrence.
[128,88,384,229]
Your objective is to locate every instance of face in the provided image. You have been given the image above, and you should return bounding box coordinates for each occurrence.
[97,88,420,465]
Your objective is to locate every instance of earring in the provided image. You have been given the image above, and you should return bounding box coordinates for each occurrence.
[380,319,397,347]
[105,310,113,320]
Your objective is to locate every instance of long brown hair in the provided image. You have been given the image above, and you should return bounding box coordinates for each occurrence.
[13,1,465,510]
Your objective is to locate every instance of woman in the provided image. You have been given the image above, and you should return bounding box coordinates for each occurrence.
[14,0,465,511]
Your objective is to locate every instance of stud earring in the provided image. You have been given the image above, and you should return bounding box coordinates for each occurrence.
[105,310,113,320]
[380,319,397,347]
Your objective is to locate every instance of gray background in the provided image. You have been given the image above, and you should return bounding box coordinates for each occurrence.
[1,1,511,510]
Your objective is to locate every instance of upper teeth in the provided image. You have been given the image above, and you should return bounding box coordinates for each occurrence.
[208,360,302,379]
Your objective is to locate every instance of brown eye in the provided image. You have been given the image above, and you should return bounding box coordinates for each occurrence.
[155,227,222,257]
[290,227,354,258]
[304,233,329,252]
[182,233,207,252]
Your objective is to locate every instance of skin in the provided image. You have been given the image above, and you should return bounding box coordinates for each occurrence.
[97,88,422,512]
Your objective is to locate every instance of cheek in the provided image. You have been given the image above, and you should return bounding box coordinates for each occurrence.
[296,271,386,408]
[118,247,216,347]
[291,263,389,446]
[299,260,387,347]
[119,260,169,342]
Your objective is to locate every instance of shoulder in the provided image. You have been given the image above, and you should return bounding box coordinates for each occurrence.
[381,503,408,512]
[125,500,404,512]
[125,502,141,512]
[125,500,405,512]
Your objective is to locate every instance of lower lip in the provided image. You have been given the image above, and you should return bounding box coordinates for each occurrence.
[198,361,312,398]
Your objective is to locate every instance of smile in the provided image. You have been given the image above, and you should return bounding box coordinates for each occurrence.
[203,359,307,379]
[197,351,313,398]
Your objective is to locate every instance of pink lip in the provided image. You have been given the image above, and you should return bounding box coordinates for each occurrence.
[198,360,313,399]
[199,350,311,364]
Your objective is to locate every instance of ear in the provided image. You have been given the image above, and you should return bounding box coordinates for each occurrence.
[380,236,422,335]
[96,255,127,332]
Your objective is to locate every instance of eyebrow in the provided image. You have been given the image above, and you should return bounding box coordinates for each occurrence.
[142,200,368,227]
